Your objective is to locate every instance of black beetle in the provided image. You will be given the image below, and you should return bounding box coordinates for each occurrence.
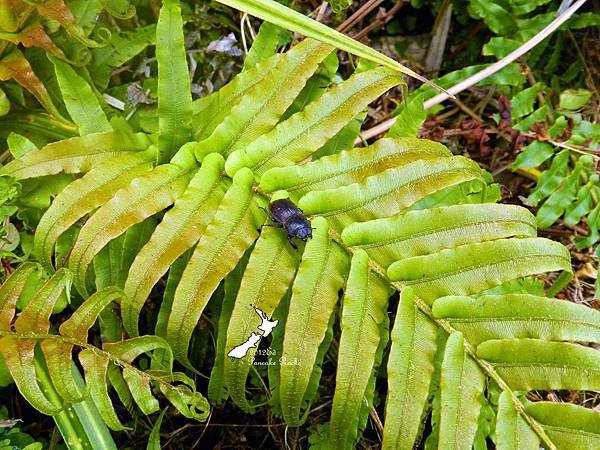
[266,199,312,249]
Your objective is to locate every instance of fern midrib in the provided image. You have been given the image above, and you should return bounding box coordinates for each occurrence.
[316,168,484,218]
[355,218,536,249]
[10,150,134,178]
[490,362,600,371]
[0,330,180,397]
[448,316,600,330]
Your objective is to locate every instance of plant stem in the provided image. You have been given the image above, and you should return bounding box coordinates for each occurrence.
[33,350,117,450]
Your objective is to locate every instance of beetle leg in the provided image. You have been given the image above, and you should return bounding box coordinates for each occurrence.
[287,235,298,250]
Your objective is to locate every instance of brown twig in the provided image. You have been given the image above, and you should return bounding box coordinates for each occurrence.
[336,0,384,33]
[351,1,406,41]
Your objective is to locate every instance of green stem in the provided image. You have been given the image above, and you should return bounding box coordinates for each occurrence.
[33,350,117,450]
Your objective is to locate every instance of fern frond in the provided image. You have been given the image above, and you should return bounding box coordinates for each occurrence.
[0,264,209,430]
[4,6,599,445]
[300,156,486,229]
[433,294,600,344]
[477,339,600,390]
[51,57,112,136]
[156,0,192,163]
[166,168,265,368]
[342,204,537,267]
[388,238,572,303]
[225,66,404,177]
[223,225,300,411]
[330,249,390,448]
[438,332,486,450]
[382,287,438,449]
[496,391,540,450]
[0,131,150,179]
[524,402,600,449]
[259,137,451,198]
[279,216,349,425]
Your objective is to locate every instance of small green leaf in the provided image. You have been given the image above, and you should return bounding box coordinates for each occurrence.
[559,89,592,110]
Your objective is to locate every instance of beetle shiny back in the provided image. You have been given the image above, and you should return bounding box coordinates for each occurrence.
[267,199,312,248]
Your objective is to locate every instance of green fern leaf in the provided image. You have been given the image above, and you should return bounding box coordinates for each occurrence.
[260,137,451,198]
[330,249,390,448]
[478,338,600,390]
[342,204,537,268]
[524,402,600,450]
[382,287,438,449]
[300,156,486,230]
[438,332,485,450]
[122,153,228,336]
[156,0,192,163]
[279,216,349,426]
[496,391,539,450]
[388,238,572,304]
[223,225,300,411]
[225,67,404,177]
[51,56,112,136]
[0,131,150,179]
[0,270,209,429]
[243,23,288,70]
[167,168,264,368]
[433,294,600,345]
